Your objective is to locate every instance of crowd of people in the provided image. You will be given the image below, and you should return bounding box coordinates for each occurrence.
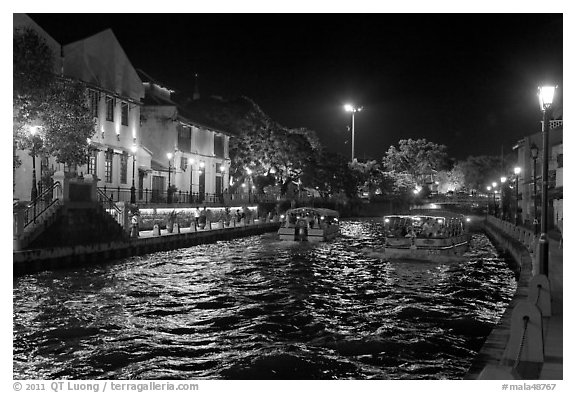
[384,216,465,238]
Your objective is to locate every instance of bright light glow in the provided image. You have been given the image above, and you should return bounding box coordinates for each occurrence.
[437,219,444,224]
[280,215,285,219]
[270,167,276,174]
[501,176,507,183]
[492,182,497,188]
[413,189,419,194]
[514,167,521,175]
[246,168,252,175]
[29,125,42,136]
[188,158,195,165]
[538,85,556,110]
[167,152,173,160]
[241,183,246,187]
[466,217,471,222]
[131,145,137,154]
[344,104,354,112]
[320,216,325,220]
[487,186,492,191]
[220,165,225,172]
[199,162,205,168]
[384,218,390,223]
[87,138,91,144]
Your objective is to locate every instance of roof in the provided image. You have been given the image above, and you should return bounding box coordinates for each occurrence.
[151,159,169,172]
[285,207,340,217]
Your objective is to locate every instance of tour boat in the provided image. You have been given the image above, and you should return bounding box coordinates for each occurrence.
[379,212,471,262]
[278,207,340,242]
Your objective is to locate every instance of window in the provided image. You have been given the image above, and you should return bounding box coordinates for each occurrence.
[177,126,192,153]
[87,151,97,175]
[214,135,224,158]
[89,90,99,118]
[120,153,128,184]
[557,154,563,168]
[106,96,115,122]
[105,150,113,183]
[121,102,129,126]
[180,157,188,171]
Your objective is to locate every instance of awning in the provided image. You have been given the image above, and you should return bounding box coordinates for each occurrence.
[151,159,170,172]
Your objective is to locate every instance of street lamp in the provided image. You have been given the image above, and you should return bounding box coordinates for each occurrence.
[486,186,492,215]
[29,125,41,201]
[491,181,497,216]
[500,176,507,219]
[167,152,173,204]
[246,168,252,203]
[537,85,556,276]
[344,103,363,162]
[530,143,539,229]
[514,167,521,225]
[188,158,195,204]
[130,145,137,204]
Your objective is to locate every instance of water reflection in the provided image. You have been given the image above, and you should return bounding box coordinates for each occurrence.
[13,218,516,379]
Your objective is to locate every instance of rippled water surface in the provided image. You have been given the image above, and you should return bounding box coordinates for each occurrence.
[13,218,516,379]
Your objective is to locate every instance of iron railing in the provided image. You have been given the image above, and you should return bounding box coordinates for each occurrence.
[23,181,62,230]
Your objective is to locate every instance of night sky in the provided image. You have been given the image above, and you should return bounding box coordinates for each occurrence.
[28,13,563,162]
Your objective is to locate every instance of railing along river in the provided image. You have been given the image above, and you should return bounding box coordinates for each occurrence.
[13,218,516,379]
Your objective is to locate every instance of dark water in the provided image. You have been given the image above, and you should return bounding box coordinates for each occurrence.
[13,218,516,380]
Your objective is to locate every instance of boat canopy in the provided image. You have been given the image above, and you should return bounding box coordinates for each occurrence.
[285,207,340,218]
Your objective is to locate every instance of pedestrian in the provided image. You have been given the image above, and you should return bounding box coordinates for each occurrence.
[193,206,200,226]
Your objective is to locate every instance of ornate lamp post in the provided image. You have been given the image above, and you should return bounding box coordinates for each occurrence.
[29,125,41,201]
[167,152,173,204]
[537,85,556,276]
[530,143,539,229]
[344,103,363,162]
[130,145,137,204]
[500,176,507,219]
[486,185,492,215]
[514,167,521,225]
[188,158,195,204]
[491,181,498,217]
[246,168,252,203]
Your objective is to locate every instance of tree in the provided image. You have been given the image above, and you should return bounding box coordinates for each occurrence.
[457,155,512,192]
[436,166,466,193]
[13,27,94,171]
[382,138,448,190]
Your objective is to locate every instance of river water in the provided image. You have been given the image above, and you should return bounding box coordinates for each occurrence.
[13,218,516,380]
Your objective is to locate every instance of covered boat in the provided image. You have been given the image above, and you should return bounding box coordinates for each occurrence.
[381,212,471,262]
[278,207,340,242]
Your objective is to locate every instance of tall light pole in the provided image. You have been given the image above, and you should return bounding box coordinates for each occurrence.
[29,125,41,201]
[167,152,173,204]
[537,85,556,276]
[246,167,252,203]
[188,158,195,204]
[130,145,137,204]
[530,143,539,230]
[500,176,507,219]
[492,181,498,216]
[344,104,362,162]
[514,167,521,225]
[486,186,492,215]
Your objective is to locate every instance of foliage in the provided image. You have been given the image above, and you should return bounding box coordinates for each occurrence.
[40,79,95,167]
[349,160,384,197]
[303,151,358,198]
[13,27,94,169]
[382,138,449,186]
[436,167,466,193]
[456,155,515,192]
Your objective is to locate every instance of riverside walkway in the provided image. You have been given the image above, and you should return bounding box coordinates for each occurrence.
[466,217,563,380]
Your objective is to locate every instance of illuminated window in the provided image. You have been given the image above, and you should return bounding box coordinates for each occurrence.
[105,96,114,122]
[105,150,113,183]
[121,102,129,126]
[87,151,97,175]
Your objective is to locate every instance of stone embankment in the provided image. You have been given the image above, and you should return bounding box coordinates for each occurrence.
[13,221,281,276]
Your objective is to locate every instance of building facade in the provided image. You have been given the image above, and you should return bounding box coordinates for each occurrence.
[514,121,563,228]
[139,75,232,204]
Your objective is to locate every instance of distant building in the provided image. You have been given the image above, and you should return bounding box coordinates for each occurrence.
[138,71,232,204]
[514,119,563,227]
